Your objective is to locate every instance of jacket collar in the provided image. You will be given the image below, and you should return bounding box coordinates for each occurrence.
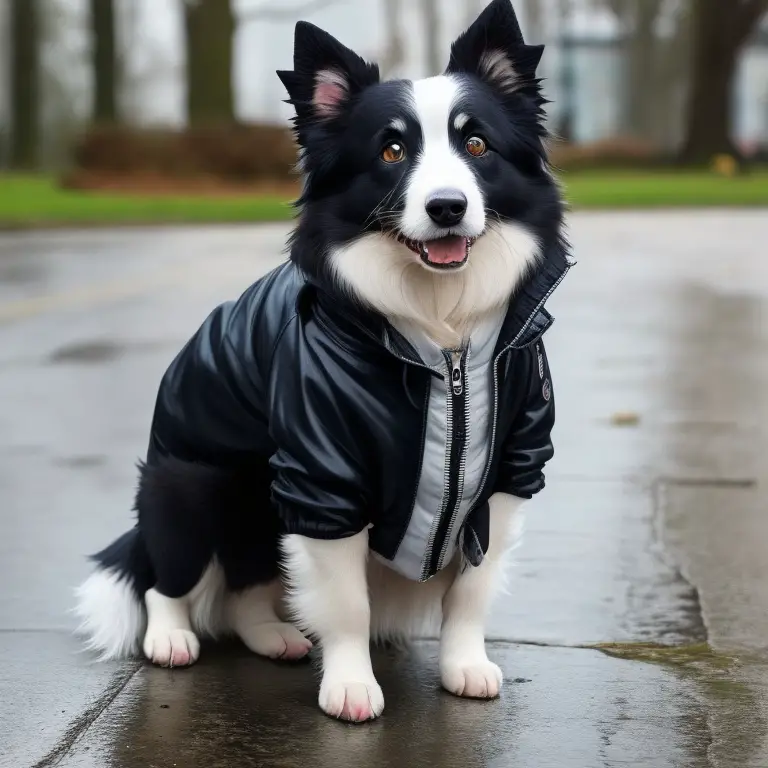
[496,238,574,352]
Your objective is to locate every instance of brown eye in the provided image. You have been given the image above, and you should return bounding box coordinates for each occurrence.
[381,141,406,163]
[466,136,487,157]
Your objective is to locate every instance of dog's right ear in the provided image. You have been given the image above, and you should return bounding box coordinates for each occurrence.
[277,21,379,131]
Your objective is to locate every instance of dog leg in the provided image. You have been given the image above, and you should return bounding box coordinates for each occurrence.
[143,588,200,667]
[227,581,312,661]
[440,493,524,698]
[282,529,384,722]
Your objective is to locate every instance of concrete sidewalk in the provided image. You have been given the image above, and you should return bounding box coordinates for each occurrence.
[1,213,767,767]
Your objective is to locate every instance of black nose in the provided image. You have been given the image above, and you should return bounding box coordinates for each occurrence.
[425,189,467,227]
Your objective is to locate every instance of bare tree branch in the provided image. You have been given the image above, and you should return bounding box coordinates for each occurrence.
[238,0,345,24]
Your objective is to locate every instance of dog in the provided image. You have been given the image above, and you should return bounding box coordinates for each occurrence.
[74,0,571,722]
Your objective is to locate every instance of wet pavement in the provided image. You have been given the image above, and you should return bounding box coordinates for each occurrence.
[1,212,767,767]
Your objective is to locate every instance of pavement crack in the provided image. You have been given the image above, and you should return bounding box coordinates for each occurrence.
[649,477,709,643]
[30,662,142,768]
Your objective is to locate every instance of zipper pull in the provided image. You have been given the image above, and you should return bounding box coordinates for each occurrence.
[450,350,464,396]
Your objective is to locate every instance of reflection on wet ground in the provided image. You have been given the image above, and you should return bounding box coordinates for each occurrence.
[1,213,768,767]
[47,338,175,365]
[57,644,716,768]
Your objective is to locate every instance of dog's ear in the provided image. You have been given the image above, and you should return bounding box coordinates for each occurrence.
[277,21,379,129]
[446,0,544,102]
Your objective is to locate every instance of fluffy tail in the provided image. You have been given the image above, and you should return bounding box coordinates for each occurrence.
[74,528,153,660]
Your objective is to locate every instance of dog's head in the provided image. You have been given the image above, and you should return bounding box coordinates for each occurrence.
[278,0,564,322]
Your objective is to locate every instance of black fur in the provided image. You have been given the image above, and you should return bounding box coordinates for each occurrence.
[92,458,280,598]
[92,0,565,603]
[446,0,546,110]
[281,0,563,290]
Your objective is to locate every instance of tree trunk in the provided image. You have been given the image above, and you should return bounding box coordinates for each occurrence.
[9,0,40,170]
[681,52,738,162]
[650,7,693,151]
[90,0,118,123]
[556,0,576,141]
[522,0,544,43]
[680,1,767,163]
[420,0,441,77]
[380,0,406,78]
[184,0,236,125]
[622,2,658,140]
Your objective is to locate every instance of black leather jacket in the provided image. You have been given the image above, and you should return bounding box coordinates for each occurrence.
[146,244,571,579]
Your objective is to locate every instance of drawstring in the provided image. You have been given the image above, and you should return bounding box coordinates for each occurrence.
[402,364,420,410]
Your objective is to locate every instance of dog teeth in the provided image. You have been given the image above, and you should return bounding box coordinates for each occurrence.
[393,232,480,259]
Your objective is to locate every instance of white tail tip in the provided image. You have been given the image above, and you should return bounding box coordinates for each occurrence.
[73,568,146,660]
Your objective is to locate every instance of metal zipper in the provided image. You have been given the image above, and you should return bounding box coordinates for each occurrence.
[382,268,567,577]
[420,363,455,580]
[422,347,469,579]
[449,349,464,395]
[435,346,472,571]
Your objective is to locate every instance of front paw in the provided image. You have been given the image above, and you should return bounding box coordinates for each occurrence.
[441,659,503,699]
[143,628,200,668]
[319,678,385,722]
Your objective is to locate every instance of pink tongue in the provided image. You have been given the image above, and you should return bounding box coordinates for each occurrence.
[424,236,467,264]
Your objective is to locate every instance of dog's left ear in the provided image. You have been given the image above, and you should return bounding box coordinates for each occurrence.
[446,0,543,101]
[277,21,379,130]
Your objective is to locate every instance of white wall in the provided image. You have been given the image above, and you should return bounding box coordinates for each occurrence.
[736,46,768,151]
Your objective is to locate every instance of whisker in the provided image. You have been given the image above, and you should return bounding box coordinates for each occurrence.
[362,185,409,233]
[362,184,402,230]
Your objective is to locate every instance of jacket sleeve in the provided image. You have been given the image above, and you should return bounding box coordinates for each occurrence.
[493,339,555,499]
[145,267,302,466]
[267,320,370,540]
[146,299,269,465]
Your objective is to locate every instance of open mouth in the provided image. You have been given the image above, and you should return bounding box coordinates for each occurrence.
[394,233,477,270]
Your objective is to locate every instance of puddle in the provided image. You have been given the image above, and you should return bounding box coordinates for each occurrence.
[47,339,173,365]
[54,455,107,469]
[591,641,738,672]
[591,640,768,767]
[48,340,125,364]
[0,259,45,285]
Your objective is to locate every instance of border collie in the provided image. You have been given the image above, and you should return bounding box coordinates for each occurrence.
[74,0,571,723]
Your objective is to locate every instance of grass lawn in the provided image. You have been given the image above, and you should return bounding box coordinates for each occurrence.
[561,169,768,208]
[0,176,294,228]
[0,171,766,229]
